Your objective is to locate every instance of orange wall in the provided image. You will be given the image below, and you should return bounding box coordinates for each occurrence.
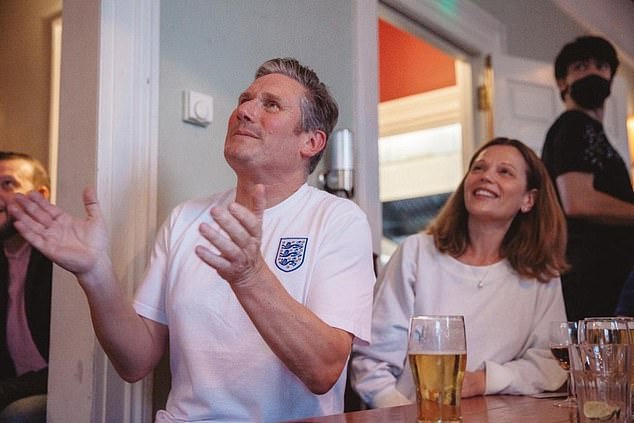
[379,19,456,102]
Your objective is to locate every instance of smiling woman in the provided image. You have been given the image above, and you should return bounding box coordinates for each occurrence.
[351,137,570,408]
[429,138,568,281]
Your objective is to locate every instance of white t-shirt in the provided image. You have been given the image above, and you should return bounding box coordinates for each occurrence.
[134,184,375,422]
[351,233,567,408]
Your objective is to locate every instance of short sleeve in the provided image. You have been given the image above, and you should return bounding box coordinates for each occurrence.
[304,205,375,345]
[547,112,597,177]
[133,214,172,325]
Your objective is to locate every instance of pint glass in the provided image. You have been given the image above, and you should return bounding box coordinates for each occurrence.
[408,315,467,423]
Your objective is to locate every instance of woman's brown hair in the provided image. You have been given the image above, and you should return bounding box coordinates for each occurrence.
[426,137,569,282]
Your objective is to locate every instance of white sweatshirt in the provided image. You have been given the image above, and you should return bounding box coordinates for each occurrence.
[351,233,567,408]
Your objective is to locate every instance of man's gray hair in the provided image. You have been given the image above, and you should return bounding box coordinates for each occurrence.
[255,58,339,174]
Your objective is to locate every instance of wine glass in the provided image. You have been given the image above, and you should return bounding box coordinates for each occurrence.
[549,321,578,407]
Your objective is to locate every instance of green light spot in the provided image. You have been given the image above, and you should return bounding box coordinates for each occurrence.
[438,0,459,17]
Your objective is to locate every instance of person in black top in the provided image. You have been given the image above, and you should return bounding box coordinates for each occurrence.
[541,36,634,321]
[615,271,634,317]
[0,152,52,423]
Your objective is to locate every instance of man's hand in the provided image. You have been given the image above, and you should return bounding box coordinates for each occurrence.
[462,370,486,398]
[9,187,110,279]
[195,184,353,393]
[12,187,167,382]
[195,184,266,287]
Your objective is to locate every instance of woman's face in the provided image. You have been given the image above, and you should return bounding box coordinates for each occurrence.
[463,145,536,225]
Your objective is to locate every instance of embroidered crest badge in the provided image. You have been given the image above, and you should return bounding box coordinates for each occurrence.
[275,237,308,272]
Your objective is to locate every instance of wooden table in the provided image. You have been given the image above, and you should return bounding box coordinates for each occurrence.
[286,395,577,422]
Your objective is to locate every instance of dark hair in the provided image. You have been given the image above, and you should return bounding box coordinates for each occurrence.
[426,138,569,282]
[255,58,339,174]
[555,35,619,81]
[0,151,50,191]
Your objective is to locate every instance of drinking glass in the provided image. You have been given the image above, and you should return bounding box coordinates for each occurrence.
[578,317,633,419]
[578,318,631,345]
[408,315,467,423]
[570,343,632,423]
[549,321,578,407]
[614,317,634,419]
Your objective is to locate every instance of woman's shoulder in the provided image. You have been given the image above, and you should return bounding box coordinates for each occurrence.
[401,231,433,247]
[397,232,440,260]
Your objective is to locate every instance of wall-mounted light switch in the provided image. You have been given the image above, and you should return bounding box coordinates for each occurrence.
[183,90,213,127]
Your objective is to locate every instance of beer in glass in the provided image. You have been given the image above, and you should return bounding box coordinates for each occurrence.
[408,315,467,423]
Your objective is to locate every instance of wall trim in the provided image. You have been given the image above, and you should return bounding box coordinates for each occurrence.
[94,1,160,422]
[352,0,506,255]
[380,0,506,55]
[379,86,460,137]
[352,0,381,253]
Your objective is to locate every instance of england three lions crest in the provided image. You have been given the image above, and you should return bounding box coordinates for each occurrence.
[275,237,308,272]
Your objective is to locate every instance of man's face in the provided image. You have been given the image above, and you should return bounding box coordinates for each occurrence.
[224,73,313,178]
[557,58,612,100]
[0,159,38,239]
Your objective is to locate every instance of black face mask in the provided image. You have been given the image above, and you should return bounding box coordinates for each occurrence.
[568,74,611,109]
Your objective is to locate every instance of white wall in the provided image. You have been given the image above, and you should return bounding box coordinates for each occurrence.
[472,0,586,62]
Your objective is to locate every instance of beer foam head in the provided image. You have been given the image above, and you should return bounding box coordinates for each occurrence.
[408,315,467,353]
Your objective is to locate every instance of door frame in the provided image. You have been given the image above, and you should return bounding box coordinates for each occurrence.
[355,0,507,248]
[50,0,159,422]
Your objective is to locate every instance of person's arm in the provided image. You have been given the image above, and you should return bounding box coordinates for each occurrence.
[556,172,634,225]
[10,189,167,382]
[222,264,353,394]
[79,261,168,382]
[350,240,415,408]
[483,279,567,395]
[195,184,364,394]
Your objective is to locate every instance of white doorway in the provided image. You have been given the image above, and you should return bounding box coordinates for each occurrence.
[377,7,475,263]
[374,1,634,264]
